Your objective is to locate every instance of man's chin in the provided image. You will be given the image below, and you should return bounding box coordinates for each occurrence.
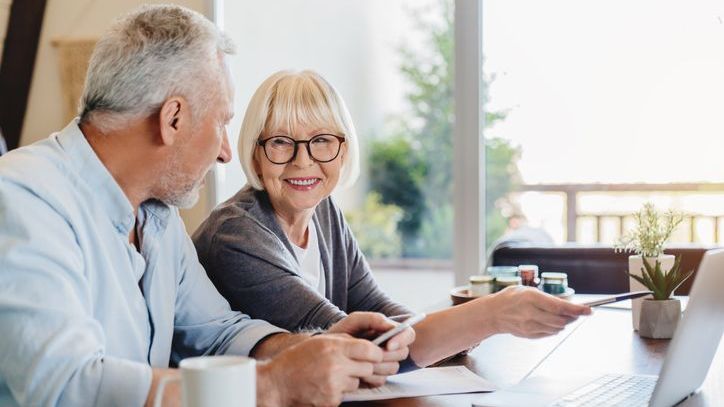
[162,188,200,209]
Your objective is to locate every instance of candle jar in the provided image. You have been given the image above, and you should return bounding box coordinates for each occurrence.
[495,276,522,292]
[541,272,568,295]
[469,274,494,297]
[518,264,539,287]
[486,266,519,278]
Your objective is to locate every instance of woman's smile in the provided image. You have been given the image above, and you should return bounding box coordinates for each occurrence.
[284,176,322,191]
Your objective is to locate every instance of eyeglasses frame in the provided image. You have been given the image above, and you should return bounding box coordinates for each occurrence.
[256,134,346,165]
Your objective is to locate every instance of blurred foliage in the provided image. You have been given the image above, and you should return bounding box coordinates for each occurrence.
[365,0,521,258]
[485,137,522,245]
[368,137,426,244]
[345,193,403,258]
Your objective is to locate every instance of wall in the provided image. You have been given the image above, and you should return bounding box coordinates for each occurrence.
[18,0,212,233]
[0,0,10,64]
[20,0,207,146]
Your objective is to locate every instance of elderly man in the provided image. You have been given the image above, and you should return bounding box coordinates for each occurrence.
[0,5,413,407]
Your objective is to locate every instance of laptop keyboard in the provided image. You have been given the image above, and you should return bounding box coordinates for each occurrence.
[549,373,657,407]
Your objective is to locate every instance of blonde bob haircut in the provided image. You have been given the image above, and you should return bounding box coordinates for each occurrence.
[238,70,360,191]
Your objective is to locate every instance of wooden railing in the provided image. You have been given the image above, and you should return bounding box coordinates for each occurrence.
[517,183,724,243]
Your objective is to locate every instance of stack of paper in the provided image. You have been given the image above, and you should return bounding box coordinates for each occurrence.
[343,366,497,402]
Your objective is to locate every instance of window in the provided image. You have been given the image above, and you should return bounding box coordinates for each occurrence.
[483,0,724,249]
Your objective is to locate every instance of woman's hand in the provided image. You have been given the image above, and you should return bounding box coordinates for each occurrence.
[329,312,415,387]
[487,286,591,338]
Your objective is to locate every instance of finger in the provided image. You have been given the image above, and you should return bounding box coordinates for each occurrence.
[348,312,396,333]
[341,360,376,379]
[372,361,400,376]
[514,320,563,338]
[534,312,578,330]
[557,301,591,316]
[362,375,387,388]
[531,320,565,335]
[323,332,352,340]
[386,326,416,351]
[343,338,384,362]
[535,295,591,317]
[525,331,556,339]
[343,377,361,393]
[381,347,409,363]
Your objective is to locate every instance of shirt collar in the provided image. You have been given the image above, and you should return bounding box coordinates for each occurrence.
[54,119,171,235]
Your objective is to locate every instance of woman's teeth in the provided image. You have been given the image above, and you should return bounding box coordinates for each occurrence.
[287,178,318,186]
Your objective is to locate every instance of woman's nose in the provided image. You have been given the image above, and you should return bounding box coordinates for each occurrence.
[291,143,314,167]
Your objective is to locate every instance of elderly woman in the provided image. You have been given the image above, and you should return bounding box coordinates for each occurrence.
[193,70,590,368]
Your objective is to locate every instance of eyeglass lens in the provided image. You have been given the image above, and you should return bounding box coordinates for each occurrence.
[263,134,343,164]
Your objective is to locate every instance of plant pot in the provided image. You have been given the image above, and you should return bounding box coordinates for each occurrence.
[629,254,675,330]
[638,298,681,339]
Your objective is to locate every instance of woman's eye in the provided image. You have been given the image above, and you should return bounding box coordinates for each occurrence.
[271,137,293,146]
[312,136,332,144]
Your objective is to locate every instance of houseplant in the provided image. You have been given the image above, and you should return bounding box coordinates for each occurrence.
[627,256,693,338]
[615,203,684,332]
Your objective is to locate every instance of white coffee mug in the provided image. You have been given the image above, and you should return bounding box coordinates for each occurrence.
[154,355,255,407]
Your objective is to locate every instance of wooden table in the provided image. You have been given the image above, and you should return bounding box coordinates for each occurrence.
[345,300,724,406]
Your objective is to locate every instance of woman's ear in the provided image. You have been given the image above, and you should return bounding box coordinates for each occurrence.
[339,140,347,161]
[252,151,262,178]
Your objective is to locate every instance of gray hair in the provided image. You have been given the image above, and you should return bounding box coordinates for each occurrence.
[79,4,235,132]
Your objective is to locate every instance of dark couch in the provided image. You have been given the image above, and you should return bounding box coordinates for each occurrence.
[490,244,716,294]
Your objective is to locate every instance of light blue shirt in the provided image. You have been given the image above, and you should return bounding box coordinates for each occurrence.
[0,121,286,406]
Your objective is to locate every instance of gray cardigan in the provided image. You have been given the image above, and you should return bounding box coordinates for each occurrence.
[192,187,412,331]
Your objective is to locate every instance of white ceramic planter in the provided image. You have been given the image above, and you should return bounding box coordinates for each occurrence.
[629,254,675,330]
[639,298,681,339]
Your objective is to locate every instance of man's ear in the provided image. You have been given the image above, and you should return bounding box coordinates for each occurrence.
[158,97,187,146]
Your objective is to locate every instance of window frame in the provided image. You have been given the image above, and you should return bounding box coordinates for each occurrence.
[453,0,485,285]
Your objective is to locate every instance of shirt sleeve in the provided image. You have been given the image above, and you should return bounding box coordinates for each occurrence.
[171,222,287,363]
[0,180,152,407]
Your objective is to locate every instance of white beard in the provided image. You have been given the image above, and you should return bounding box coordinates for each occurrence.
[156,155,209,209]
[164,179,202,208]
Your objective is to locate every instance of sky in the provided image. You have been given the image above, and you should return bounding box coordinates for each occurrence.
[483,0,724,185]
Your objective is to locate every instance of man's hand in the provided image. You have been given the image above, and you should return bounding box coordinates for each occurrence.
[329,312,415,387]
[256,335,383,407]
[487,286,591,338]
[144,368,180,407]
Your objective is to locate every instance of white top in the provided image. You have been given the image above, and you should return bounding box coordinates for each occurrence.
[291,221,326,295]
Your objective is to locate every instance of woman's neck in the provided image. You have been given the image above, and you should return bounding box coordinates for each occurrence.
[274,208,315,248]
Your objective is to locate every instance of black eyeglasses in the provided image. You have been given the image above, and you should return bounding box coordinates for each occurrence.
[257,134,346,165]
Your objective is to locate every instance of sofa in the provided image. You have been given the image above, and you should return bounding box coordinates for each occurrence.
[490,244,715,294]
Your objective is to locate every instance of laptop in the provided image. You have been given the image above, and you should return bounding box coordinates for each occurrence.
[473,248,724,407]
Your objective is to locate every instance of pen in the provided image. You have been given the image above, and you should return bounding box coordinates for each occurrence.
[583,290,654,307]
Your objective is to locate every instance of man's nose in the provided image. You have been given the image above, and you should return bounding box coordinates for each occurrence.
[217,133,232,164]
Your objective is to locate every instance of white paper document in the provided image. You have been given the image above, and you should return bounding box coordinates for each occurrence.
[342,366,497,402]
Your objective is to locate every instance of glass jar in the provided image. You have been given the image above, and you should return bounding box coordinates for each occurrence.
[469,274,494,297]
[518,264,539,287]
[486,266,519,278]
[495,276,522,292]
[541,272,568,295]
